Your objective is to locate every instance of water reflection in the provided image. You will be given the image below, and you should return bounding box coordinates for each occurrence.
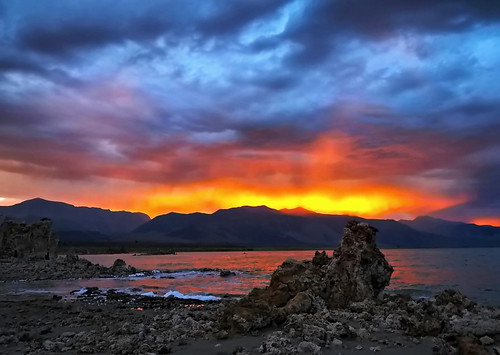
[2,249,499,305]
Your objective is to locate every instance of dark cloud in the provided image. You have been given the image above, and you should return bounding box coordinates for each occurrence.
[251,75,297,91]
[19,24,123,57]
[282,0,500,66]
[0,56,46,75]
[199,0,288,36]
[1,0,500,219]
[17,17,174,58]
[432,161,500,221]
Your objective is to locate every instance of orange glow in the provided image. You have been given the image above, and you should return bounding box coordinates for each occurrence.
[470,217,500,227]
[0,121,471,219]
[142,179,465,218]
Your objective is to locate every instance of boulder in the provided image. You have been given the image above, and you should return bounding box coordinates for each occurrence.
[112,258,127,271]
[0,217,58,260]
[220,220,393,332]
[325,221,393,308]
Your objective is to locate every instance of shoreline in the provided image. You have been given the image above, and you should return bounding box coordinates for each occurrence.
[1,239,499,354]
[1,264,500,354]
[1,290,499,354]
[61,245,500,255]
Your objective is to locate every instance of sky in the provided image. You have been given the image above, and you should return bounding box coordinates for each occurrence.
[1,0,500,223]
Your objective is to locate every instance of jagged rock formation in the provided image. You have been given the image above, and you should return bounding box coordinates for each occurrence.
[0,217,58,260]
[221,220,394,332]
[325,221,393,307]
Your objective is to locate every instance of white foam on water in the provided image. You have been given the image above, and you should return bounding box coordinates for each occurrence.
[128,272,146,277]
[73,287,88,295]
[163,290,220,301]
[140,291,155,297]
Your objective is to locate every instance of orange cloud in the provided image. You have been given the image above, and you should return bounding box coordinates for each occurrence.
[0,105,473,219]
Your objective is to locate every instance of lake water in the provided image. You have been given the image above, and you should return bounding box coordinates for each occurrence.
[2,248,500,306]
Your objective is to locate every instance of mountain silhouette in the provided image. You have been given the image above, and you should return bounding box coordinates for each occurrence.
[400,215,500,247]
[0,198,150,242]
[134,206,500,248]
[2,199,500,247]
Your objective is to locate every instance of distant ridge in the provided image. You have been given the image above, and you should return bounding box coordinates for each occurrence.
[280,207,318,216]
[134,206,500,248]
[2,199,500,248]
[400,215,500,247]
[0,198,150,242]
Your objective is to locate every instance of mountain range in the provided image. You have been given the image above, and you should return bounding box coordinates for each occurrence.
[1,198,500,248]
[0,198,150,242]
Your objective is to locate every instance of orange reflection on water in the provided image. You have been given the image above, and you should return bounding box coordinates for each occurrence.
[72,249,500,306]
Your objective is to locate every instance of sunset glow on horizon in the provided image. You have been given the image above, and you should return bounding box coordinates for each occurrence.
[470,217,500,228]
[139,180,467,218]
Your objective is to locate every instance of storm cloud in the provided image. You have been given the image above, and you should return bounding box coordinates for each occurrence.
[1,0,500,221]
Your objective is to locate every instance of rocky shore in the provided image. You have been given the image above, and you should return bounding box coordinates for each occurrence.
[0,221,499,354]
[0,255,139,282]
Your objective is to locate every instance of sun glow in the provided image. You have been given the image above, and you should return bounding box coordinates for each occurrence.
[470,217,500,227]
[143,180,464,218]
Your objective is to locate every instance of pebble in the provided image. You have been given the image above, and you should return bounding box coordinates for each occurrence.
[331,338,343,347]
[480,335,494,345]
[43,340,56,351]
[297,341,321,354]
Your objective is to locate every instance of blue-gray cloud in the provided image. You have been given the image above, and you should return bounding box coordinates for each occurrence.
[1,0,500,220]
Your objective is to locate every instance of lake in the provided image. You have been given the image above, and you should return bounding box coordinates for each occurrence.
[2,248,499,305]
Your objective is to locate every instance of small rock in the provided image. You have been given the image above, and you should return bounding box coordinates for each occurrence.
[355,345,363,350]
[232,346,250,355]
[220,270,236,277]
[40,326,52,335]
[215,330,229,340]
[331,338,343,347]
[112,258,127,269]
[43,340,57,351]
[369,346,381,352]
[357,328,370,339]
[480,335,494,345]
[80,345,94,353]
[297,341,321,354]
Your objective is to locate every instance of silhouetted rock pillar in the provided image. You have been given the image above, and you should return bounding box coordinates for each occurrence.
[325,220,393,308]
[0,217,58,260]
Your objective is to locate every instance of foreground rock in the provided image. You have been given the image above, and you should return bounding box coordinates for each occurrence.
[0,293,226,355]
[2,288,498,354]
[219,221,500,353]
[221,220,393,332]
[0,217,58,260]
[325,221,393,307]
